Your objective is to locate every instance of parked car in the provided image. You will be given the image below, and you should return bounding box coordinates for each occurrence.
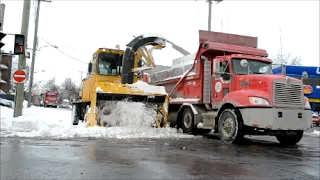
[312,111,320,127]
[0,98,14,108]
[59,99,70,108]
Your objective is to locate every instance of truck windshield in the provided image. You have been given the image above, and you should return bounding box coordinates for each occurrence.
[98,52,122,76]
[232,58,272,75]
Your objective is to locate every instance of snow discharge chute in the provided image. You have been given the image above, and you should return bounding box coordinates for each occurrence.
[121,34,167,84]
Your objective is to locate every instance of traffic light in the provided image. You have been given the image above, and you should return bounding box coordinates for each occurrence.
[13,34,25,55]
[0,54,13,93]
[0,32,6,49]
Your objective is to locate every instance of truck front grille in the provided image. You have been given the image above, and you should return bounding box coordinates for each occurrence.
[273,80,303,107]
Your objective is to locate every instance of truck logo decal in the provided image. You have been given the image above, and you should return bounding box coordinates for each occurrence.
[215,82,222,92]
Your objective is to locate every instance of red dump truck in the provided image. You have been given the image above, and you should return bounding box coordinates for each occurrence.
[144,30,313,145]
[40,91,59,108]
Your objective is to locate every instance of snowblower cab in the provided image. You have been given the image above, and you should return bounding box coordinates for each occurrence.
[72,35,169,128]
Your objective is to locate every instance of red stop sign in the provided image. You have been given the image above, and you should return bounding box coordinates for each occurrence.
[13,69,27,83]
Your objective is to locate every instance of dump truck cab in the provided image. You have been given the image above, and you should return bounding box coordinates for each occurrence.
[41,91,59,108]
[211,54,273,108]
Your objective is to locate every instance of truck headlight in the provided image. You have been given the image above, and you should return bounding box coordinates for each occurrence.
[248,97,269,105]
[305,101,311,109]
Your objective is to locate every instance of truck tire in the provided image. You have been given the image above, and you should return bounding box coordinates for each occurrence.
[181,107,195,134]
[217,109,244,144]
[72,103,81,125]
[276,130,303,145]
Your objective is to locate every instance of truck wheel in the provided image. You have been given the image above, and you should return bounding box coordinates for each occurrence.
[217,109,244,144]
[181,107,195,134]
[72,103,81,125]
[276,131,303,145]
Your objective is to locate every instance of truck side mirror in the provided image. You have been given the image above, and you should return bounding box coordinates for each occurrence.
[281,65,286,75]
[88,62,92,73]
[213,59,220,73]
[213,59,221,78]
[301,71,308,81]
[240,59,248,67]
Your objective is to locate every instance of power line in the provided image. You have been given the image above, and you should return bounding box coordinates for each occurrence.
[37,36,87,64]
[53,45,92,52]
[54,47,87,64]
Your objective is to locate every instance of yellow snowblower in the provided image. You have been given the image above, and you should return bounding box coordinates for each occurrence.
[71,34,169,128]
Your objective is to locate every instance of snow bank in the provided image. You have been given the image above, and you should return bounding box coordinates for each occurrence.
[310,130,320,137]
[0,104,194,140]
[304,129,320,137]
[128,81,167,95]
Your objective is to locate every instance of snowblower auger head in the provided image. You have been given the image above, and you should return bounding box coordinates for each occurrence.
[94,81,169,128]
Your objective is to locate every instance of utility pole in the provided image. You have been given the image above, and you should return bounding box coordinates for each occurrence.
[27,0,51,107]
[207,0,223,32]
[27,0,40,108]
[208,0,212,31]
[0,0,5,66]
[13,0,31,117]
[79,70,85,85]
[0,1,4,88]
[279,28,283,55]
[0,0,4,32]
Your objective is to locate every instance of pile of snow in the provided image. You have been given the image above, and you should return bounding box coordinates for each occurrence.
[0,103,194,140]
[128,81,167,95]
[304,129,320,137]
[99,101,157,127]
[311,130,320,136]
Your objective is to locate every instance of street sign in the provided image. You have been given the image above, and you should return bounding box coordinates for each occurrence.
[13,69,26,83]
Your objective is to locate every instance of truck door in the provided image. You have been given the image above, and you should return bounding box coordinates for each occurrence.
[212,60,231,108]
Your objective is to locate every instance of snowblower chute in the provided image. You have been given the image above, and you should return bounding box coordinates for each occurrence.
[71,34,169,128]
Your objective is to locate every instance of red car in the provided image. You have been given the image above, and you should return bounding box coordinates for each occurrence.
[312,112,320,127]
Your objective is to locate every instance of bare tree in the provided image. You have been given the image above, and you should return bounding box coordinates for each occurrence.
[28,78,59,105]
[43,77,60,92]
[59,77,80,102]
[272,51,303,66]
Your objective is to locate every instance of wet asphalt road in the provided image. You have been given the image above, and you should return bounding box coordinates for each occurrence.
[1,128,319,180]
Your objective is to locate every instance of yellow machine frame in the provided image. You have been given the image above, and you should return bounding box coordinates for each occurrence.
[79,47,169,127]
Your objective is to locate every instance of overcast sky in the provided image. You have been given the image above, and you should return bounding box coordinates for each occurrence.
[1,0,319,84]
